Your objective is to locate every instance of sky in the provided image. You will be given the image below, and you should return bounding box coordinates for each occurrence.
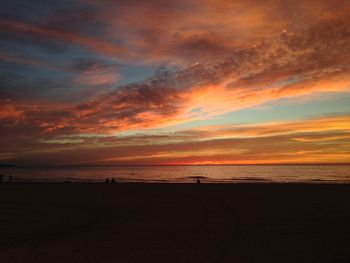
[0,0,350,166]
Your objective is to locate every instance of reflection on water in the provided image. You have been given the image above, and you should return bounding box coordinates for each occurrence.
[1,165,350,183]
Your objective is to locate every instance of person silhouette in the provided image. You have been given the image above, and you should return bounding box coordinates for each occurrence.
[196,178,201,184]
[105,178,110,183]
[111,177,116,184]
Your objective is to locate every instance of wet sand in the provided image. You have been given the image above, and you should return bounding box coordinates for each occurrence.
[0,183,350,263]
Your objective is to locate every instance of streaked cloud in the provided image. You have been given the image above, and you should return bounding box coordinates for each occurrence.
[0,0,350,165]
[2,115,349,165]
[73,61,121,86]
[2,15,350,135]
[0,18,128,59]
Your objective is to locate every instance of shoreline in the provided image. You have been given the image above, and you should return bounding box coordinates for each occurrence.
[0,182,350,187]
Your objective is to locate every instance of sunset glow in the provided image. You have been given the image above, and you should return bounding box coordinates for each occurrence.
[1,0,350,165]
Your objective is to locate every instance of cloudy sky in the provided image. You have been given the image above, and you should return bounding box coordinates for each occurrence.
[0,0,350,165]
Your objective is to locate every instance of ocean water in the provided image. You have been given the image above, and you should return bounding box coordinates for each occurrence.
[0,165,350,183]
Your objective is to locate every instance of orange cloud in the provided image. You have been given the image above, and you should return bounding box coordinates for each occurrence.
[192,116,350,139]
[1,59,349,137]
[1,1,350,166]
[2,114,349,165]
[0,101,24,120]
[86,0,350,64]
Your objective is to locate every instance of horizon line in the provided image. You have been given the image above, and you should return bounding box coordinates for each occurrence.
[3,163,350,168]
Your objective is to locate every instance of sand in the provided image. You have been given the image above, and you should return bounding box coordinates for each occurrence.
[0,183,350,263]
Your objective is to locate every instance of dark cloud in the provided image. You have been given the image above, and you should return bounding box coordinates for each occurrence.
[1,0,350,164]
[1,16,350,136]
[0,1,99,55]
[70,58,118,72]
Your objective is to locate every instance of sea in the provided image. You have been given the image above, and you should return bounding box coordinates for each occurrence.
[0,165,350,183]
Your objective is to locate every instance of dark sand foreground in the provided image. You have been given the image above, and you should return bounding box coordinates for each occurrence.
[1,183,350,263]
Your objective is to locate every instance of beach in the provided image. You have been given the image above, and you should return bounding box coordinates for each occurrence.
[0,183,349,263]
